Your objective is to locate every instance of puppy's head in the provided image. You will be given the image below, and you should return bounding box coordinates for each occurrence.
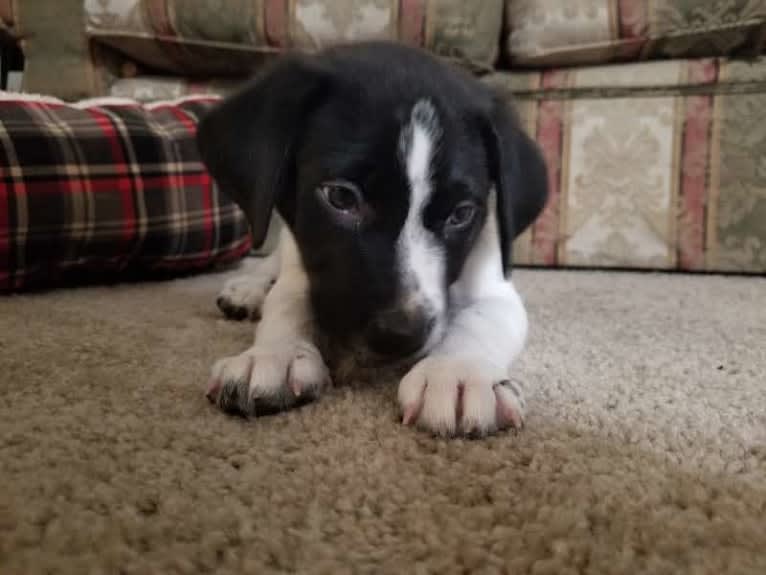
[198,42,547,361]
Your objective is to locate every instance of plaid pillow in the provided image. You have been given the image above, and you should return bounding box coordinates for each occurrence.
[0,93,252,292]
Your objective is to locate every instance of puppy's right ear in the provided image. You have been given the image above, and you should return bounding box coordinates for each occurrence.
[197,56,331,247]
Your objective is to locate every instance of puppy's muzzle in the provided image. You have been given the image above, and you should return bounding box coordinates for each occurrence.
[366,306,436,358]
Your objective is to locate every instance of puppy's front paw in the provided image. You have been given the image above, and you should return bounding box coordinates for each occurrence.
[206,341,330,416]
[216,274,275,321]
[398,356,525,437]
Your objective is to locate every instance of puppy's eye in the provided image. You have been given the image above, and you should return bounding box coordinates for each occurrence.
[318,181,362,215]
[445,201,477,232]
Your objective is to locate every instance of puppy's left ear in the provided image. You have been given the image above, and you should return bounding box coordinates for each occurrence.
[196,56,331,248]
[480,94,549,275]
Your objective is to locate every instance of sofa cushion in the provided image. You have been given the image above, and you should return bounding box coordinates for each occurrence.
[0,94,252,292]
[486,57,766,273]
[506,0,766,67]
[108,76,238,102]
[85,0,504,75]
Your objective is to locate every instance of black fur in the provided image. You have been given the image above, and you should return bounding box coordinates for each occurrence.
[197,41,548,356]
[196,56,331,247]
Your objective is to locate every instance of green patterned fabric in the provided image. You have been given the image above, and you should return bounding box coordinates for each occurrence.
[491,57,766,273]
[716,88,766,271]
[506,0,766,67]
[104,56,766,274]
[82,0,503,76]
[11,1,766,273]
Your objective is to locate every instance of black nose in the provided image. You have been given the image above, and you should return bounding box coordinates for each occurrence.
[366,308,436,357]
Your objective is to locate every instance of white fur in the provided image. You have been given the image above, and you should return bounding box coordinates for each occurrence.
[208,228,329,411]
[210,199,528,434]
[209,111,529,434]
[397,100,446,325]
[217,251,280,318]
[397,191,528,436]
[253,229,313,346]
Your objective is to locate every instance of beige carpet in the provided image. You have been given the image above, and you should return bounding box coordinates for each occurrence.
[1,262,765,574]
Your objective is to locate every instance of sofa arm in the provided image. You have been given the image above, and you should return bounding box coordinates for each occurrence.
[16,0,109,99]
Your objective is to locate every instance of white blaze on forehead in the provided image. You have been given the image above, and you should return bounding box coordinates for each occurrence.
[397,99,446,319]
[405,103,438,187]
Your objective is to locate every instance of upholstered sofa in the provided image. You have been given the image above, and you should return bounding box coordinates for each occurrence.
[7,0,766,273]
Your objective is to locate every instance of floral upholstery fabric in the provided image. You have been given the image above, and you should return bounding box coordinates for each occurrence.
[507,0,766,67]
[488,57,766,273]
[109,56,766,274]
[9,1,766,273]
[84,0,504,74]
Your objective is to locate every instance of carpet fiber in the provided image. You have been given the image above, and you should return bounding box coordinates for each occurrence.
[1,263,765,574]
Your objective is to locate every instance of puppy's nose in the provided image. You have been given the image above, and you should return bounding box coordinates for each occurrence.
[367,308,435,357]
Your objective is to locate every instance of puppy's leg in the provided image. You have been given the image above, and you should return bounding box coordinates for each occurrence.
[398,206,528,436]
[216,250,280,320]
[207,230,330,416]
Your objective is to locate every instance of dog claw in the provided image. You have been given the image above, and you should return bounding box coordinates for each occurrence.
[206,379,222,402]
[496,399,523,429]
[402,405,418,426]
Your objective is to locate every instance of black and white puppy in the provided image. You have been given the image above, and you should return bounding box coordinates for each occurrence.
[198,41,547,436]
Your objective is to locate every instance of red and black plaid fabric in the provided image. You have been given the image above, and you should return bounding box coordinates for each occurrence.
[0,94,252,292]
